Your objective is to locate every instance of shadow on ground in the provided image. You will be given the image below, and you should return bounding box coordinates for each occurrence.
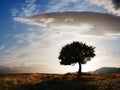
[13,74,97,90]
[1,73,120,90]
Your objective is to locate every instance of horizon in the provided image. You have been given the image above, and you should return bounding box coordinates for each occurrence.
[0,0,120,74]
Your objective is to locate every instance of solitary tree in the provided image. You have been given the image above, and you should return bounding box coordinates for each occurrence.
[58,41,95,76]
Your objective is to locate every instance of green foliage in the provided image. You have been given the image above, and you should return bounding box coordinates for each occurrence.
[58,41,95,65]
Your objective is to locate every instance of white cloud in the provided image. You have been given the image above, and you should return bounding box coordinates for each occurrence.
[7,0,120,73]
[15,12,120,36]
[45,0,106,13]
[12,0,107,21]
[0,44,5,50]
[1,26,120,73]
[46,0,71,12]
[90,0,120,16]
[17,40,24,43]
[28,28,35,31]
[11,0,38,17]
[11,8,19,17]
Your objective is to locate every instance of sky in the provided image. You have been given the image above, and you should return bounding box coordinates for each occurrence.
[0,0,120,74]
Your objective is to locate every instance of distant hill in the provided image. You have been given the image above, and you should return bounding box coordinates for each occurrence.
[94,67,120,74]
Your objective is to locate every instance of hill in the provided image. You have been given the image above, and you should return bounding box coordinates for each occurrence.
[94,67,120,74]
[0,73,120,90]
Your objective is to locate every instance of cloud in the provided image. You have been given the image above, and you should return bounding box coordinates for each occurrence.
[0,30,62,67]
[11,8,19,17]
[12,0,106,18]
[46,0,106,13]
[28,28,35,31]
[17,40,24,44]
[90,0,120,16]
[15,12,120,36]
[0,64,53,74]
[11,0,38,17]
[46,0,77,12]
[112,0,120,9]
[7,0,120,73]
[0,44,5,50]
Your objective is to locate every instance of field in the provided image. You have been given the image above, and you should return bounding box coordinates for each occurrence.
[0,72,120,90]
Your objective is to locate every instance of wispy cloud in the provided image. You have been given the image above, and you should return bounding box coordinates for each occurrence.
[46,0,106,12]
[46,0,77,12]
[11,0,38,17]
[0,44,5,50]
[11,0,106,18]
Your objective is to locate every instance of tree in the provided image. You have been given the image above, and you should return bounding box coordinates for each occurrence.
[58,41,96,76]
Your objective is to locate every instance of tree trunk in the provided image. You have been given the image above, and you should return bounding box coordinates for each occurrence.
[78,62,82,76]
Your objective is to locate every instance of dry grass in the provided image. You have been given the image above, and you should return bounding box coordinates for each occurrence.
[0,72,120,90]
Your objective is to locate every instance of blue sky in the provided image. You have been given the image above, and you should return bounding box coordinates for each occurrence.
[0,0,120,74]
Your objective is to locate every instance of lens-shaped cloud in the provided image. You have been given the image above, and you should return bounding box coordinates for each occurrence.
[15,12,120,36]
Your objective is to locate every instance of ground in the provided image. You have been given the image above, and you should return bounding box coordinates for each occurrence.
[0,72,120,90]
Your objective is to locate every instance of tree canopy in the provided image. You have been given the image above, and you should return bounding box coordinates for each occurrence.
[58,41,96,75]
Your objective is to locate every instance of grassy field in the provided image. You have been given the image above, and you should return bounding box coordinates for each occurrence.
[0,72,120,90]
